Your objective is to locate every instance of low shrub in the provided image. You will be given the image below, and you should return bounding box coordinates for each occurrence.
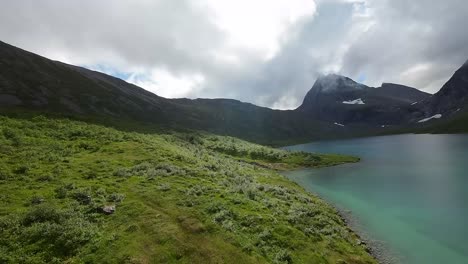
[158,184,171,192]
[273,249,293,264]
[108,193,125,203]
[30,195,45,205]
[14,165,29,175]
[71,189,92,205]
[11,204,99,260]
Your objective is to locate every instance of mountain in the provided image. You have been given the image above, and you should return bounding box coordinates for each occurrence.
[1,40,468,144]
[0,42,378,264]
[0,40,344,145]
[297,74,431,126]
[0,41,169,119]
[415,60,468,132]
[427,60,468,115]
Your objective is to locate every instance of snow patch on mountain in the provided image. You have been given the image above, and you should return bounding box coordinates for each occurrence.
[334,122,345,127]
[418,114,442,123]
[342,98,365,105]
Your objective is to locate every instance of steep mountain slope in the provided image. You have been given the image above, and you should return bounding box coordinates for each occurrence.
[427,59,468,115]
[0,41,341,145]
[417,60,468,132]
[0,41,170,120]
[296,74,431,126]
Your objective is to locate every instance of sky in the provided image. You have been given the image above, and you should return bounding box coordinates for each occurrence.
[1,0,468,109]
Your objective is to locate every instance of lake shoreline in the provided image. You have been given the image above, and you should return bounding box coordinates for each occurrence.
[285,169,394,264]
[286,169,400,264]
[336,206,400,264]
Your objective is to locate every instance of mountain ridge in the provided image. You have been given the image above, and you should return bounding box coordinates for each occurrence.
[1,40,468,144]
[0,40,345,145]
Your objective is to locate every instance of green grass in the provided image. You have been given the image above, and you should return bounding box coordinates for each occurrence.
[0,115,374,263]
[200,134,359,170]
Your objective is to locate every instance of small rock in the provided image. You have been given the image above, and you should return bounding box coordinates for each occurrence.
[101,205,116,214]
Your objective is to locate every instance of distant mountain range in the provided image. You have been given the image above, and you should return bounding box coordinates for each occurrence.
[1,40,467,145]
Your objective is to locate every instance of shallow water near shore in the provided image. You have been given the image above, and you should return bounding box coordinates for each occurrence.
[283,134,468,264]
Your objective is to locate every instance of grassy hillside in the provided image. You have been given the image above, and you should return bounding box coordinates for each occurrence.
[0,115,374,263]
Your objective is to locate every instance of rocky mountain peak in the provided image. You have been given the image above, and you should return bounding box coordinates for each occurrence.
[312,74,366,94]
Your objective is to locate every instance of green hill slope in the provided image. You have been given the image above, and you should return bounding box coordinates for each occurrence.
[0,115,374,263]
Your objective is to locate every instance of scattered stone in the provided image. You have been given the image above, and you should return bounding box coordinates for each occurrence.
[101,205,116,214]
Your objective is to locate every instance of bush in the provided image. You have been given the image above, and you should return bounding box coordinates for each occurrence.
[287,204,317,225]
[55,183,76,199]
[158,184,171,192]
[155,163,186,176]
[113,162,186,179]
[131,162,152,175]
[213,209,235,224]
[55,186,68,199]
[37,175,54,182]
[0,167,11,180]
[206,202,225,214]
[22,204,63,225]
[2,127,21,146]
[17,204,99,258]
[113,168,131,177]
[30,195,45,205]
[303,227,322,242]
[185,185,206,196]
[228,176,259,200]
[257,229,272,242]
[273,249,293,264]
[108,193,125,203]
[76,141,100,152]
[221,220,236,231]
[83,171,98,180]
[14,165,29,175]
[71,189,92,205]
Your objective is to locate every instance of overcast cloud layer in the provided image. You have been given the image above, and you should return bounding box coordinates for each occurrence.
[1,0,468,109]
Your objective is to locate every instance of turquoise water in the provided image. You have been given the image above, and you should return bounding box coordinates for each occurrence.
[283,134,468,264]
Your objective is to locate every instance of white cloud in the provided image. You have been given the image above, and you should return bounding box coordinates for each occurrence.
[127,69,205,98]
[270,94,301,110]
[201,0,317,60]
